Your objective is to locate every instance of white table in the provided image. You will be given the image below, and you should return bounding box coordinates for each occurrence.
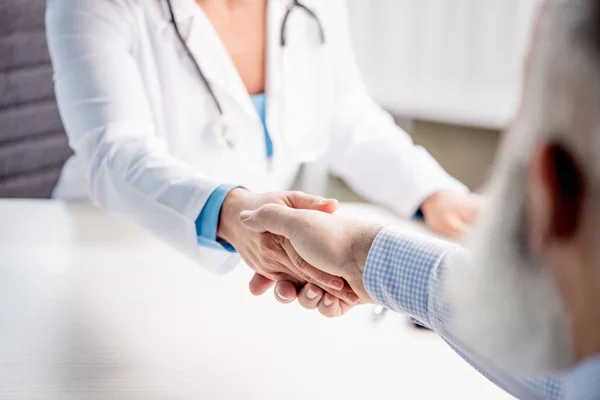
[0,200,513,400]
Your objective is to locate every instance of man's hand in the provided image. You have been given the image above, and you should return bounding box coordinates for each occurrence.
[240,205,383,315]
[421,191,482,238]
[218,189,358,306]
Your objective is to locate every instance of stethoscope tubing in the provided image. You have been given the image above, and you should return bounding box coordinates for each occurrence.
[165,0,325,121]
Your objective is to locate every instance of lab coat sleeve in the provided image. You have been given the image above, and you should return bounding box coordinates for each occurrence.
[46,0,241,272]
[325,1,468,219]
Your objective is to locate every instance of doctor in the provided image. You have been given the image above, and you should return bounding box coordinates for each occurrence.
[46,0,479,312]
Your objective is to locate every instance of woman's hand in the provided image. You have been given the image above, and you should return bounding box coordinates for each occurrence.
[421,191,483,238]
[217,189,359,307]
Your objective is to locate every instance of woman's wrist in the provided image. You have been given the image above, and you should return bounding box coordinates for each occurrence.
[217,188,252,243]
[420,191,442,219]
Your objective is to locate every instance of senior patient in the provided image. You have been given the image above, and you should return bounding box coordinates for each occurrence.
[240,0,600,398]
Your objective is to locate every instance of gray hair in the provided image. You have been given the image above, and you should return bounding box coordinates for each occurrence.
[517,0,600,176]
[448,2,600,376]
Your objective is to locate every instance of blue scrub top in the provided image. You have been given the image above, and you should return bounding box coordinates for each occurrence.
[250,93,273,158]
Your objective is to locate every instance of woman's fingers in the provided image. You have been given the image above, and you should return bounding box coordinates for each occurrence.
[249,234,359,311]
[274,280,298,304]
[318,293,339,317]
[449,213,470,236]
[284,191,339,214]
[316,293,346,318]
[297,283,324,309]
[317,294,353,318]
[436,213,469,238]
[249,273,275,296]
[456,194,482,223]
[338,299,354,315]
[271,256,358,308]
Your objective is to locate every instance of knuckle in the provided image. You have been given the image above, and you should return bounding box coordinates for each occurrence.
[272,272,287,281]
[265,203,282,214]
[326,289,344,299]
[292,253,308,271]
[256,205,276,221]
[298,271,311,283]
[258,235,279,255]
[256,256,277,273]
[313,271,327,285]
[257,234,270,248]
[258,262,274,276]
[286,191,302,199]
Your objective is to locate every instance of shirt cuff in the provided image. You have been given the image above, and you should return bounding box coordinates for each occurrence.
[195,184,240,252]
[413,208,424,220]
[363,227,456,325]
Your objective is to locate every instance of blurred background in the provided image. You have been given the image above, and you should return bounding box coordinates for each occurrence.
[307,0,540,199]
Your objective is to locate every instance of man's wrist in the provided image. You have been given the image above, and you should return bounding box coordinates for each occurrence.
[351,223,384,280]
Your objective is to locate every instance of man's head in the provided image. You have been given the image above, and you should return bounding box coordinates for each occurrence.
[448,0,600,374]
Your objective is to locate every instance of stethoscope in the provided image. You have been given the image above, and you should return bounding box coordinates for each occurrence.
[165,0,326,153]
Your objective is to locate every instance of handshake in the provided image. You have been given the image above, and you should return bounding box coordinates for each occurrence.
[218,188,479,317]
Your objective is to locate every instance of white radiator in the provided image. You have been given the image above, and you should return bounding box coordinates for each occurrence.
[346,0,540,129]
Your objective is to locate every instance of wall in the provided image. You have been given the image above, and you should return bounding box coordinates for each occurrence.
[346,0,539,129]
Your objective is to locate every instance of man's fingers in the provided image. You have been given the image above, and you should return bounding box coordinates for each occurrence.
[317,293,343,318]
[280,240,350,294]
[240,204,298,238]
[298,283,324,310]
[279,239,359,307]
[284,191,339,214]
[249,273,275,296]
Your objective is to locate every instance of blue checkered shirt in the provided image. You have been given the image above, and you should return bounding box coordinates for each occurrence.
[564,356,600,399]
[362,227,592,400]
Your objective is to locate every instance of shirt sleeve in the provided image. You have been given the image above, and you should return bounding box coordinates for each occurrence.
[564,356,600,400]
[325,1,468,219]
[363,228,455,324]
[195,185,239,252]
[363,227,565,400]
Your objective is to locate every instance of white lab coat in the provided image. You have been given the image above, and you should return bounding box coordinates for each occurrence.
[46,0,466,272]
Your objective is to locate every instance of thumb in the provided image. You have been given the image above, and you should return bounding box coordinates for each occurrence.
[285,192,339,214]
[239,204,299,238]
[248,273,275,296]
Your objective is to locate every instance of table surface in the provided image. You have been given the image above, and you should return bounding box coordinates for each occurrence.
[0,200,514,400]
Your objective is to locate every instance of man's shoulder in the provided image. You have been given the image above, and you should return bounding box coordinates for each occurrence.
[564,355,600,400]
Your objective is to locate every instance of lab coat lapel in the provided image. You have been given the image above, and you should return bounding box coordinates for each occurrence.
[265,0,333,162]
[265,0,288,143]
[189,11,259,118]
[156,0,196,29]
[161,0,258,120]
